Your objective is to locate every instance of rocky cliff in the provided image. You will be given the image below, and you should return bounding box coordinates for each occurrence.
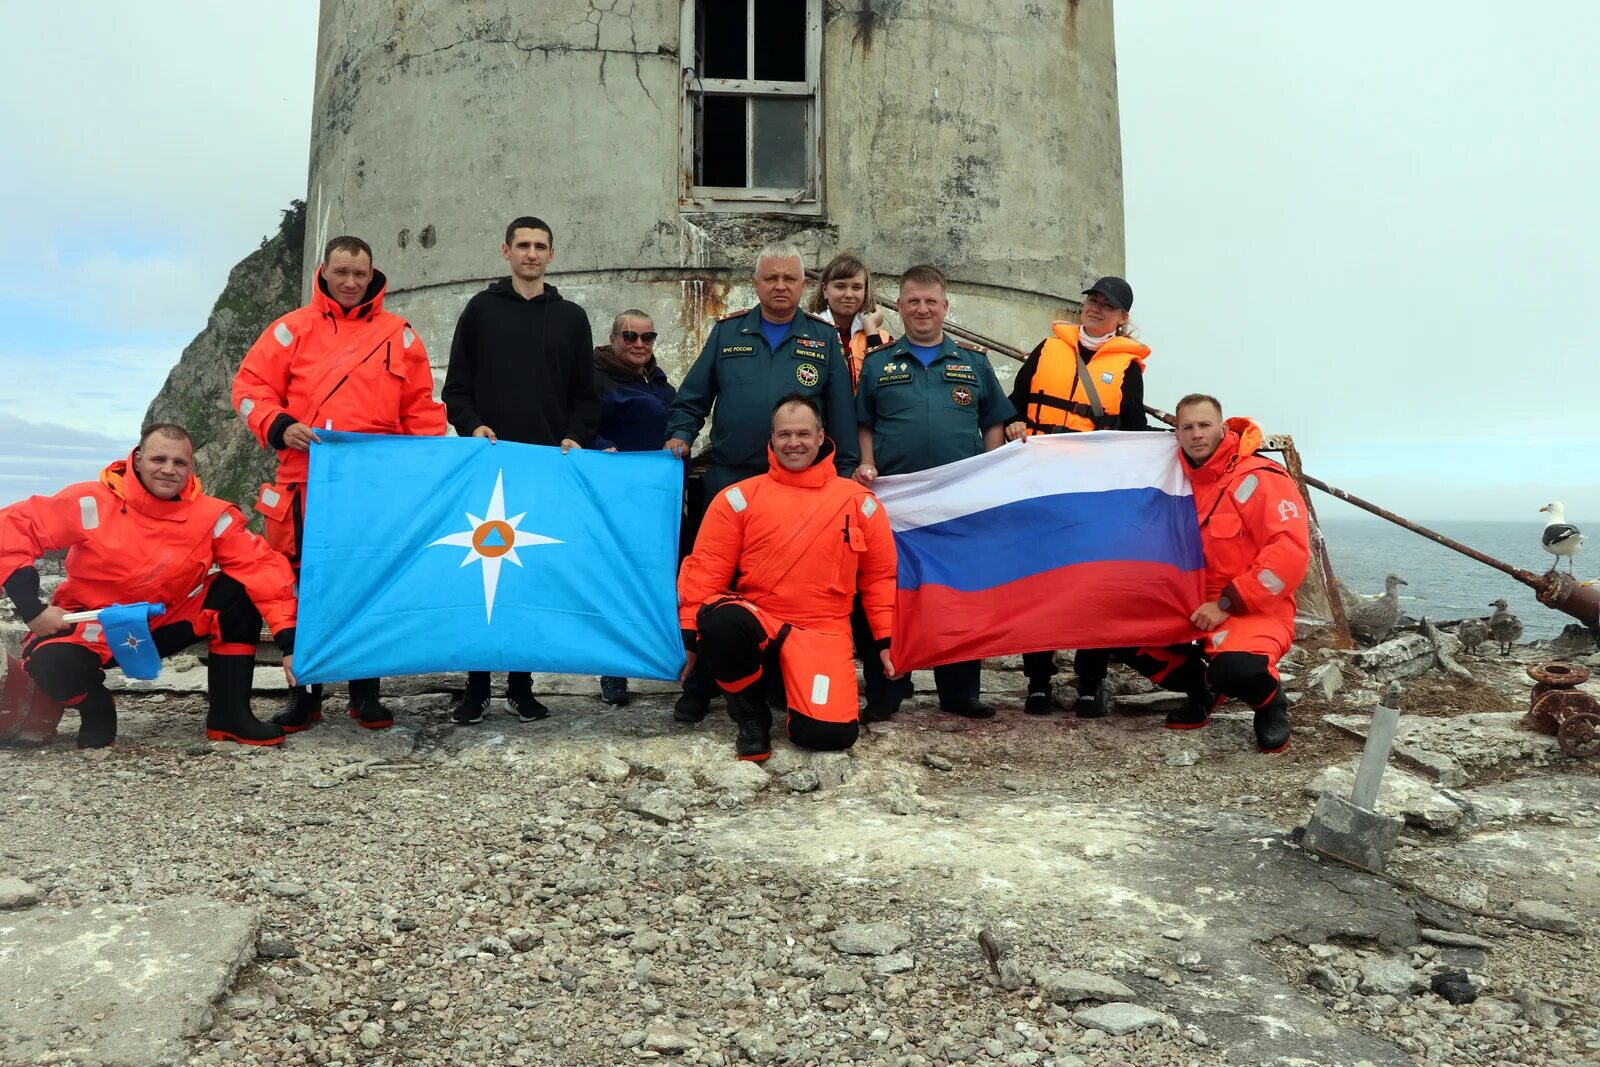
[142,201,306,516]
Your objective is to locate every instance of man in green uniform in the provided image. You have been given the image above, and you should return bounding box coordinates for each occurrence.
[664,241,860,722]
[854,264,1014,720]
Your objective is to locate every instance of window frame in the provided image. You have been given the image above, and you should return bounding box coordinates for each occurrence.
[679,0,823,216]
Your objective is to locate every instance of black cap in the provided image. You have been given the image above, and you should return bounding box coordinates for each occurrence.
[1082,276,1133,311]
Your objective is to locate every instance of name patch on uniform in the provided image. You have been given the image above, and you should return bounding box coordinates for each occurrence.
[877,372,913,386]
[943,365,978,383]
[795,362,820,387]
[722,345,754,354]
[950,385,974,406]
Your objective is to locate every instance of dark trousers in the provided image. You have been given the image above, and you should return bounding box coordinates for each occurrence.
[1024,646,1208,698]
[24,575,261,703]
[679,463,763,701]
[1103,643,1276,708]
[1023,648,1114,693]
[851,597,980,711]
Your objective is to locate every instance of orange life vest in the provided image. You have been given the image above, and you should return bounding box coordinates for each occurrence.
[1022,322,1150,433]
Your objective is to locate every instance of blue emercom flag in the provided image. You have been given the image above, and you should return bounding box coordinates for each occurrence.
[99,602,165,680]
[293,433,685,684]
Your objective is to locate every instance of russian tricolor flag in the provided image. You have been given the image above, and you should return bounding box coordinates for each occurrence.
[871,434,1207,670]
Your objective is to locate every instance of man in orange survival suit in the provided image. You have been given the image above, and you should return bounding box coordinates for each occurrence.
[0,425,299,748]
[677,393,898,761]
[1149,393,1310,753]
[232,234,446,732]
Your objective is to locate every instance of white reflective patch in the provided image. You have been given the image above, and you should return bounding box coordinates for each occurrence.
[1258,569,1285,595]
[188,581,205,599]
[811,673,831,707]
[239,398,255,418]
[1211,629,1229,648]
[403,328,415,348]
[726,487,748,512]
[79,496,99,530]
[208,564,220,575]
[1234,474,1259,503]
[83,623,102,644]
[861,497,878,518]
[273,322,294,347]
[213,513,233,538]
[260,486,281,508]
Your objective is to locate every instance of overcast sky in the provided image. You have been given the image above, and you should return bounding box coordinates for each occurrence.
[1,1,1595,528]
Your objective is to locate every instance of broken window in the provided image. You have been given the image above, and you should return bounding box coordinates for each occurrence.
[682,0,821,214]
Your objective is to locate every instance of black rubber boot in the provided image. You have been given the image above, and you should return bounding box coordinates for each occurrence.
[347,678,394,730]
[728,687,772,762]
[1254,698,1292,753]
[205,653,285,746]
[1023,689,1054,716]
[1073,678,1109,719]
[1166,687,1215,730]
[73,685,117,750]
[272,683,324,732]
[941,698,995,719]
[673,690,710,724]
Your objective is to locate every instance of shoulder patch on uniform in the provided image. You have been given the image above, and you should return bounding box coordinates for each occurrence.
[213,512,234,538]
[717,307,751,322]
[79,495,99,531]
[1233,473,1259,503]
[861,496,879,518]
[726,486,748,512]
[866,338,897,354]
[273,322,294,347]
[803,309,834,324]
[955,338,987,353]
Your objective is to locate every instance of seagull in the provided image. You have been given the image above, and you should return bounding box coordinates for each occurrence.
[1455,616,1489,656]
[1347,573,1408,645]
[1539,501,1584,573]
[1488,598,1523,656]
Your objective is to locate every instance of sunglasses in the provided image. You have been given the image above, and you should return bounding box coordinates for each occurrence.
[616,330,658,344]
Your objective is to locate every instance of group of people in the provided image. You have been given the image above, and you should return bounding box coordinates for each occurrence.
[0,215,1309,759]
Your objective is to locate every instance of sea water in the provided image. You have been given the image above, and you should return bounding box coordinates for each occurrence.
[1320,518,1589,641]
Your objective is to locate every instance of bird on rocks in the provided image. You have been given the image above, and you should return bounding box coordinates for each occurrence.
[1539,502,1585,573]
[1488,598,1523,656]
[1346,573,1408,645]
[1455,616,1490,656]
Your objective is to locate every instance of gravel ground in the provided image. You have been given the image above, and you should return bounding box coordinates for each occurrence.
[3,646,1598,1067]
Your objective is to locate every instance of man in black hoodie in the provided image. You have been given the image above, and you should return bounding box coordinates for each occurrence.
[442,215,599,726]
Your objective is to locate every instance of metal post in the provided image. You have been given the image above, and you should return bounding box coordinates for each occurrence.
[1350,684,1404,810]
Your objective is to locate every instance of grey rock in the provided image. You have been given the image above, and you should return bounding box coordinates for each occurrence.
[1357,958,1428,996]
[644,1025,695,1053]
[1511,899,1581,934]
[1040,968,1136,1004]
[0,897,259,1067]
[821,966,867,995]
[0,877,42,910]
[872,953,915,974]
[1419,928,1491,949]
[1114,691,1187,713]
[1307,964,1353,994]
[1308,662,1344,700]
[1305,764,1465,832]
[924,753,954,771]
[588,754,632,783]
[358,1023,383,1048]
[996,958,1027,990]
[625,789,687,825]
[256,937,298,959]
[828,922,912,956]
[888,793,920,816]
[782,769,820,793]
[704,760,769,794]
[263,880,309,898]
[1164,748,1200,768]
[1069,1002,1174,1036]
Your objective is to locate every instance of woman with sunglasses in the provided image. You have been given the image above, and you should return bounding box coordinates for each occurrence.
[591,308,679,705]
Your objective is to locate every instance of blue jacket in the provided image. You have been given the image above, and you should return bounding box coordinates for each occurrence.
[592,347,678,452]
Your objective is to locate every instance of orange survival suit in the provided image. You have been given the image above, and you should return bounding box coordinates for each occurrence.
[678,441,897,751]
[231,268,446,557]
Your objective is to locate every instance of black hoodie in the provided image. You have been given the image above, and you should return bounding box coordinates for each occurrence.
[442,279,599,446]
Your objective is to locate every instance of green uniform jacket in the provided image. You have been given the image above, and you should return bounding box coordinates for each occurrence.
[856,335,1014,475]
[666,307,859,478]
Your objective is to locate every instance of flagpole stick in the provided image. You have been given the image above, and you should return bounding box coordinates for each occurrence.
[61,610,103,623]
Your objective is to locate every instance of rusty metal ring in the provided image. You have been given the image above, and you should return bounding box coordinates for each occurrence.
[1526,661,1592,687]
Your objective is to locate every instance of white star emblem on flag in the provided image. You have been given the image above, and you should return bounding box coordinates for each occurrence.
[429,471,563,623]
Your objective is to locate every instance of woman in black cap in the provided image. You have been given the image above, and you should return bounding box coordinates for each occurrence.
[1004,276,1152,717]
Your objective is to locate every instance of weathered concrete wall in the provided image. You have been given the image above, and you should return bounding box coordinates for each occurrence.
[306,0,1123,393]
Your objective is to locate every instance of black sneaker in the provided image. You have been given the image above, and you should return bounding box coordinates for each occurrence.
[599,676,630,706]
[673,691,710,724]
[941,698,995,720]
[1073,681,1109,719]
[1023,690,1054,716]
[506,689,549,722]
[861,703,898,723]
[451,692,488,726]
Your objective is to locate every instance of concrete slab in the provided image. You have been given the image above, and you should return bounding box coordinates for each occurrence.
[0,897,259,1067]
[1324,712,1562,786]
[1305,763,1465,832]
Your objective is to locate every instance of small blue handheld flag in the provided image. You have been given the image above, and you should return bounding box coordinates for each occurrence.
[98,602,166,680]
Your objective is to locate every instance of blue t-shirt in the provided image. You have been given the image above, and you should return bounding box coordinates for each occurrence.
[908,342,943,367]
[760,316,792,352]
